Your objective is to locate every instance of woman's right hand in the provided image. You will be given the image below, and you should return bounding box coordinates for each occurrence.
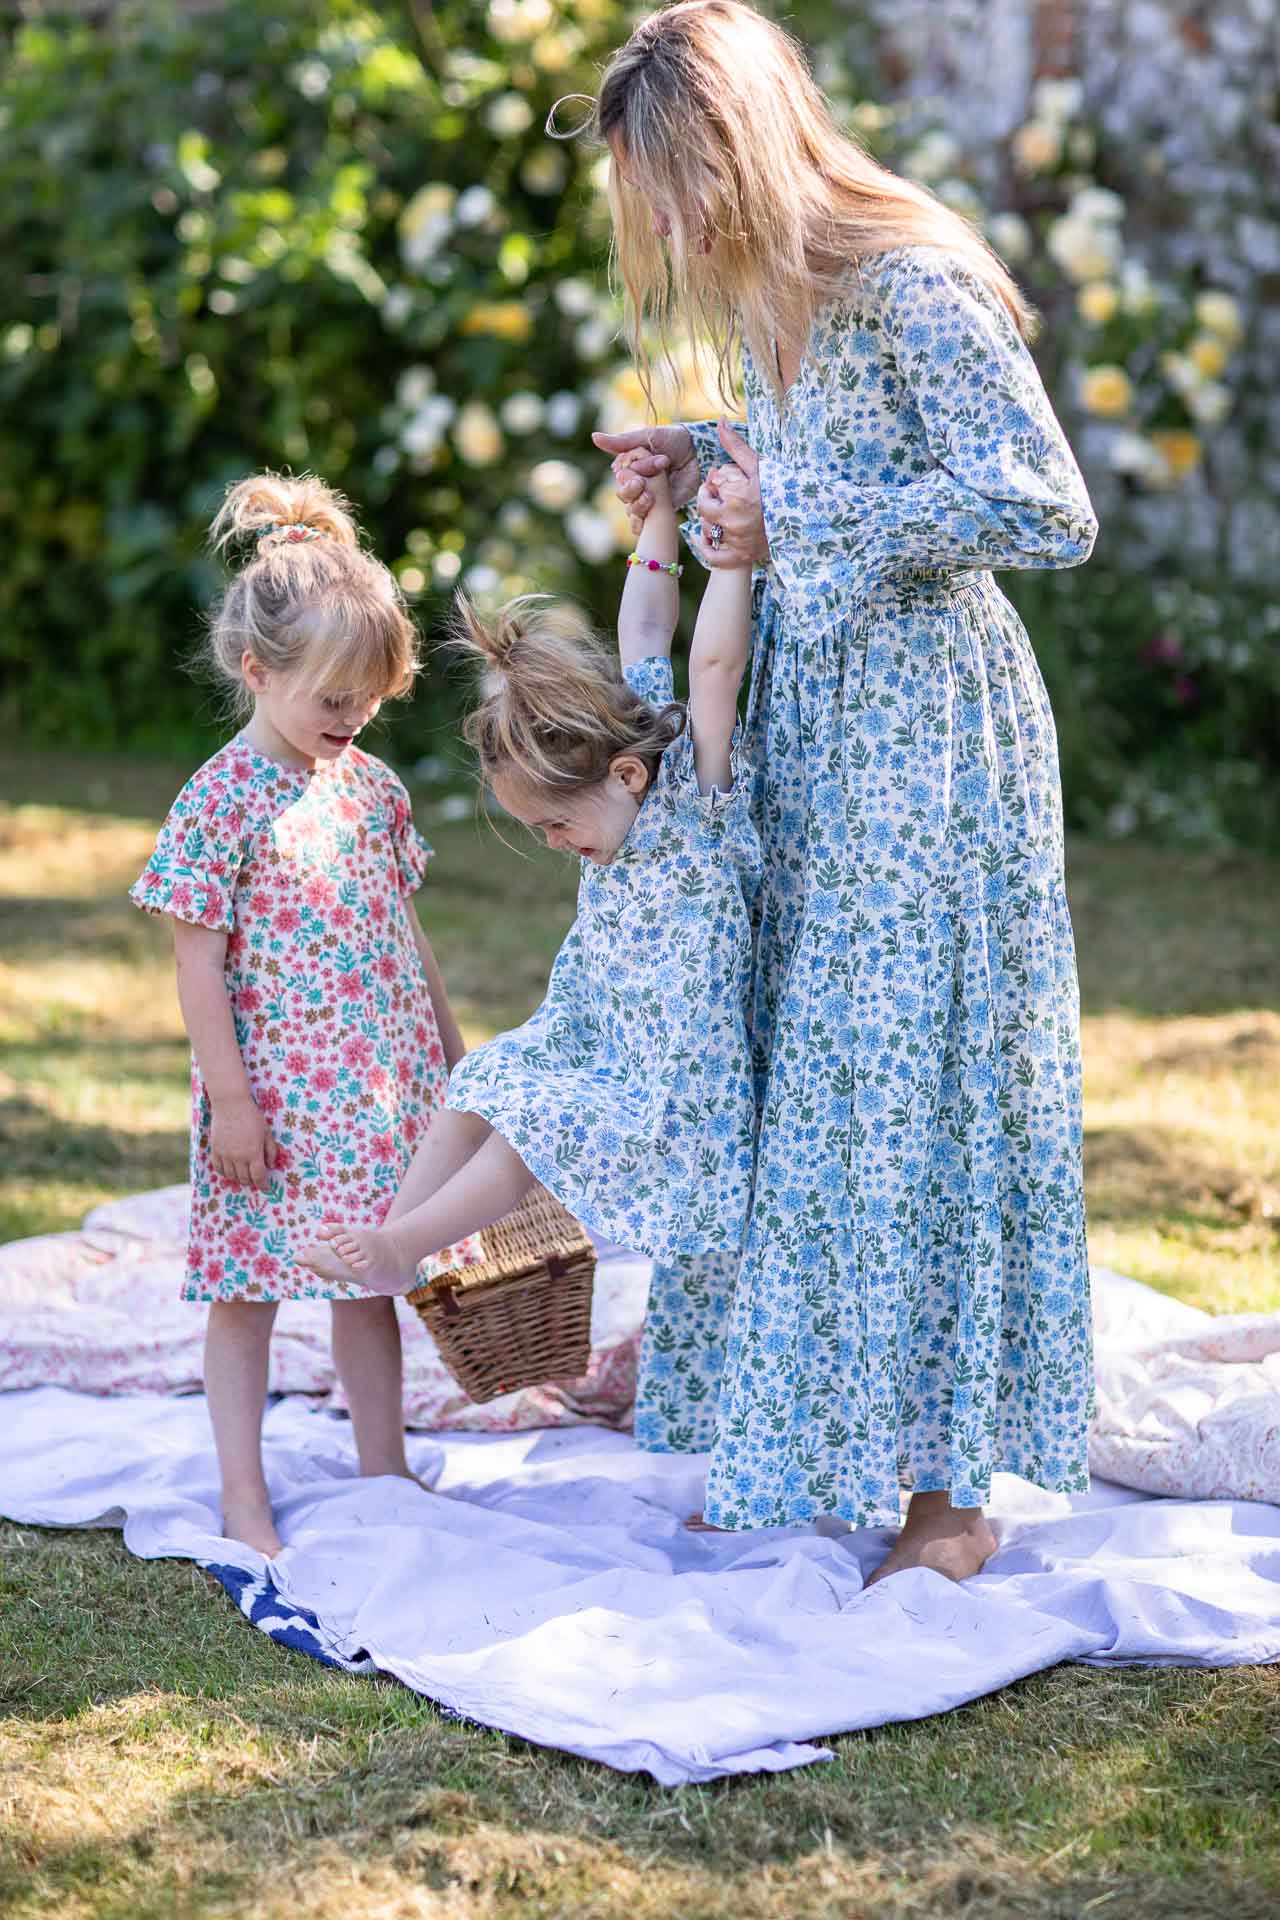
[591,426,699,536]
[211,1094,278,1191]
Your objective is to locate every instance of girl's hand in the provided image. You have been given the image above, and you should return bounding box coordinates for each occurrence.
[591,426,698,535]
[211,1094,278,1192]
[696,422,772,570]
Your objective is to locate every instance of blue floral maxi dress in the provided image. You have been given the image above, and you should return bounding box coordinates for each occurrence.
[446,658,760,1266]
[636,247,1100,1528]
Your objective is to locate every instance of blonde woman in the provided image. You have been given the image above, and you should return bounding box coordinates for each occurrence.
[590,0,1099,1584]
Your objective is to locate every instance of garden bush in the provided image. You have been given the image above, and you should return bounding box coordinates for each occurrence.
[1,0,1276,846]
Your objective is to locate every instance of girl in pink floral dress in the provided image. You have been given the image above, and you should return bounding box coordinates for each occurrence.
[131,473,465,1558]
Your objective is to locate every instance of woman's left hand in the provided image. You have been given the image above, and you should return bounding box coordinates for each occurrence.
[696,421,772,570]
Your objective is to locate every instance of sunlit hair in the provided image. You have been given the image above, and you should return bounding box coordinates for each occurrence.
[203,472,419,719]
[581,0,1036,409]
[451,592,684,802]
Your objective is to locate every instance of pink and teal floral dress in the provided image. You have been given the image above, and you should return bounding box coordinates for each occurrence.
[131,738,446,1302]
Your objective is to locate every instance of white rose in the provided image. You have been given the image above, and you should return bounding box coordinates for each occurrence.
[1070,186,1125,224]
[486,92,533,138]
[1011,120,1062,175]
[1032,77,1084,122]
[554,278,597,317]
[454,401,504,466]
[528,459,585,511]
[401,396,455,460]
[1046,214,1120,283]
[396,366,435,413]
[566,506,618,564]
[500,391,545,434]
[1186,381,1231,427]
[904,130,960,182]
[988,212,1032,264]
[576,317,613,360]
[1194,290,1244,346]
[454,185,497,228]
[545,391,582,437]
[488,0,552,45]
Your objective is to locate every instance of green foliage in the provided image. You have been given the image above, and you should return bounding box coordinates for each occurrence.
[1,0,1276,846]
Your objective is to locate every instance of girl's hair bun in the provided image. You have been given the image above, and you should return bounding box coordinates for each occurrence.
[210,471,361,555]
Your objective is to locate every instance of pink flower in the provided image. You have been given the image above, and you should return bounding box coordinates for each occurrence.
[171,882,193,911]
[367,1064,390,1094]
[275,906,302,936]
[257,1086,282,1118]
[314,1066,338,1093]
[250,890,272,917]
[285,1050,308,1076]
[341,1033,375,1071]
[372,1132,395,1164]
[337,970,364,1002]
[205,1258,225,1285]
[304,876,336,909]
[375,952,398,983]
[252,1253,276,1278]
[228,1225,257,1258]
[238,985,262,1015]
[331,906,356,933]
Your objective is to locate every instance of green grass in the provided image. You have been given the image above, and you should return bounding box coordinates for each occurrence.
[2,747,1279,1918]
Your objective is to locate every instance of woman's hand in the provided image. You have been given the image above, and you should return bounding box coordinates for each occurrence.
[696,422,771,569]
[591,425,699,536]
[211,1093,278,1192]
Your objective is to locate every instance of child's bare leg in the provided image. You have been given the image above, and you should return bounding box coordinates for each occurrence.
[330,1297,422,1480]
[300,1128,536,1294]
[204,1300,282,1557]
[383,1107,493,1225]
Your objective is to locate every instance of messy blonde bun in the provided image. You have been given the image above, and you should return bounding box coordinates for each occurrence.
[203,471,419,717]
[452,592,683,797]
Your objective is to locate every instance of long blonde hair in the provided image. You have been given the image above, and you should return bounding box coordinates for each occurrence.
[452,593,683,799]
[204,472,419,718]
[592,0,1035,408]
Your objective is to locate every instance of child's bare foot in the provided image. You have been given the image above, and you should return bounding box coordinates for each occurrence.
[221,1494,283,1558]
[296,1223,415,1295]
[684,1511,728,1532]
[864,1492,997,1588]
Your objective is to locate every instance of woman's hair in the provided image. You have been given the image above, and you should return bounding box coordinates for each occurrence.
[451,593,684,800]
[588,0,1036,408]
[203,472,419,718]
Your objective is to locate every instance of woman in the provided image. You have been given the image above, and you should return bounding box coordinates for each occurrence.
[589,0,1098,1583]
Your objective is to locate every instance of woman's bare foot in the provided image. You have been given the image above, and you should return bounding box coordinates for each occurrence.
[296,1222,414,1294]
[221,1493,283,1558]
[865,1491,997,1588]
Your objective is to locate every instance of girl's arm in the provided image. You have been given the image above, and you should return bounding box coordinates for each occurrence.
[617,464,680,669]
[171,919,277,1191]
[688,470,753,794]
[408,913,466,1071]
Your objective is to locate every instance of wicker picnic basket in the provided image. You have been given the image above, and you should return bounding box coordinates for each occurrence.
[405,1183,596,1403]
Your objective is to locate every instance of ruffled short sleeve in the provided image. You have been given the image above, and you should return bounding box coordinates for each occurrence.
[381,764,433,896]
[129,775,249,933]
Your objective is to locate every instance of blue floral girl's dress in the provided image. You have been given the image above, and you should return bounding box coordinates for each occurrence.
[637,246,1100,1527]
[445,657,761,1265]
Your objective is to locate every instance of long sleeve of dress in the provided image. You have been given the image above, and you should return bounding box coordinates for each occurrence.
[758,248,1098,624]
[679,417,748,563]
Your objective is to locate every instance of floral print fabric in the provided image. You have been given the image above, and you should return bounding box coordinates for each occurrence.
[131,739,448,1301]
[446,657,761,1266]
[637,246,1100,1529]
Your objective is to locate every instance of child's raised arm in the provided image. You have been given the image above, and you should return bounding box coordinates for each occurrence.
[617,462,680,669]
[687,467,753,795]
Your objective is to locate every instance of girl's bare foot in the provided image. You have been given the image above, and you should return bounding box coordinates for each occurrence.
[296,1223,414,1294]
[865,1491,997,1588]
[221,1494,283,1558]
[684,1511,728,1532]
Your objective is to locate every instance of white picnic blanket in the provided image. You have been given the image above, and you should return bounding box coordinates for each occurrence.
[3,1193,1280,1782]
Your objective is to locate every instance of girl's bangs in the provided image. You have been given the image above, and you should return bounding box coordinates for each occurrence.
[297,603,417,702]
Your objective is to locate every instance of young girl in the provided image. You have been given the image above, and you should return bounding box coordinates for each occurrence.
[297,459,760,1294]
[131,474,466,1558]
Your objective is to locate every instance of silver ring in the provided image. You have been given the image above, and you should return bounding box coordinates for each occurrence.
[708,522,725,550]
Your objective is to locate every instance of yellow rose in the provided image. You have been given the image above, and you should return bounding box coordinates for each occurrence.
[454,402,504,466]
[1077,282,1119,326]
[1011,120,1062,175]
[1193,290,1244,347]
[1079,364,1134,419]
[461,301,533,343]
[1149,430,1203,483]
[1187,334,1228,379]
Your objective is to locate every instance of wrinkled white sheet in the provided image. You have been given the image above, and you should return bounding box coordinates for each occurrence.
[3,1381,1279,1784]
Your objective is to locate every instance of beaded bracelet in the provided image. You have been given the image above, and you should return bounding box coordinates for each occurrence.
[626,552,683,577]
